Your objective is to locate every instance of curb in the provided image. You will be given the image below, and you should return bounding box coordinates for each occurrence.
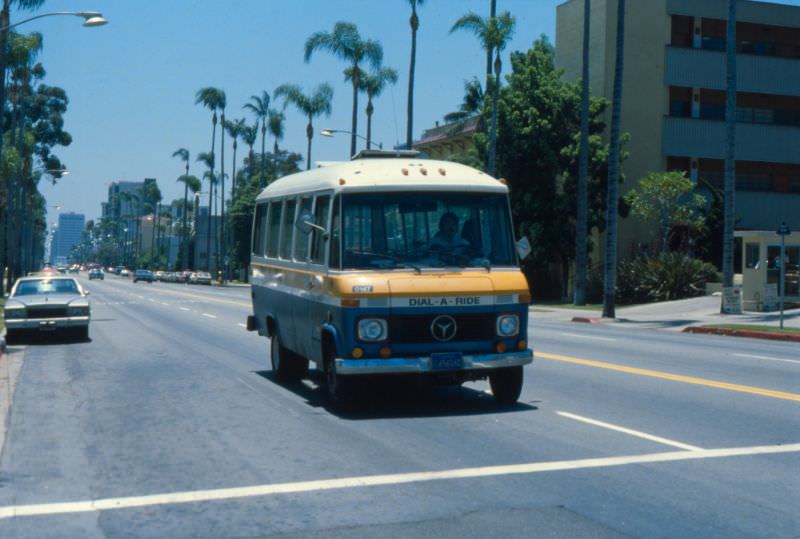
[682,326,800,342]
[572,316,602,324]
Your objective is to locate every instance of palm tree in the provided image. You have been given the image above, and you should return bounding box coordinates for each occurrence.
[275,83,334,170]
[172,148,191,268]
[602,0,626,319]
[444,78,484,123]
[225,118,246,198]
[268,109,285,177]
[450,10,516,177]
[197,151,215,271]
[217,91,228,281]
[574,0,591,306]
[487,0,497,91]
[176,174,201,269]
[240,123,258,182]
[406,0,425,148]
[722,0,737,303]
[347,66,398,149]
[244,91,270,184]
[304,22,383,158]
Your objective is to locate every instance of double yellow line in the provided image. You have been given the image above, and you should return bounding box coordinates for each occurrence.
[536,352,800,402]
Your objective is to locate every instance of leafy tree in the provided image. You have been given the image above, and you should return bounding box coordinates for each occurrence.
[240,122,258,181]
[195,87,225,271]
[274,83,333,170]
[268,109,285,178]
[624,171,707,254]
[450,10,515,176]
[304,22,382,158]
[405,0,425,148]
[172,148,191,267]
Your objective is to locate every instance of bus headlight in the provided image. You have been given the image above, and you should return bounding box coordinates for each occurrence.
[358,318,388,341]
[496,314,519,337]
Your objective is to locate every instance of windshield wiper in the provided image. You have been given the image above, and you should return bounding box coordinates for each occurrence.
[389,262,422,274]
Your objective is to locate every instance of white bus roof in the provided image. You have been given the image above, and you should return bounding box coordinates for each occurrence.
[256,158,508,200]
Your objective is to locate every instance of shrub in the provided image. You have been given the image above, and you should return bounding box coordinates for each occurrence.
[616,253,718,305]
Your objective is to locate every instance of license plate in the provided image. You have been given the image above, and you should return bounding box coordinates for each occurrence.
[431,352,463,371]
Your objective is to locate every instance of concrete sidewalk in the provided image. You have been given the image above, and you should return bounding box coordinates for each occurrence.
[532,295,800,333]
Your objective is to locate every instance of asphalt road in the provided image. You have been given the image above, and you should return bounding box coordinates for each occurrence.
[0,274,797,538]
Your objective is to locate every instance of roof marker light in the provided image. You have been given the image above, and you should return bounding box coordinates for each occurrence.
[498,178,508,185]
[438,168,446,176]
[401,168,409,176]
[339,178,346,185]
[420,168,428,175]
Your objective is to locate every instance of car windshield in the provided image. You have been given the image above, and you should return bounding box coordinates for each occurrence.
[336,191,516,270]
[14,278,79,296]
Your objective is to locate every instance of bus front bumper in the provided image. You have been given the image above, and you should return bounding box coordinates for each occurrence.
[334,349,533,376]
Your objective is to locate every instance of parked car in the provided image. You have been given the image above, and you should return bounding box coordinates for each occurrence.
[3,276,91,343]
[133,269,154,283]
[88,268,104,280]
[120,268,131,277]
[188,271,212,285]
[154,271,166,281]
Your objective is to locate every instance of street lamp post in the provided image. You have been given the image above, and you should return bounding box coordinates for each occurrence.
[777,222,791,330]
[321,128,383,153]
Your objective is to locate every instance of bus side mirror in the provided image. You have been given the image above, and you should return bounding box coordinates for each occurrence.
[295,210,329,239]
[516,236,532,260]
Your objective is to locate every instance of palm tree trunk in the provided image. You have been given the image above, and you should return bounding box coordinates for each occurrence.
[182,179,189,269]
[306,118,313,171]
[220,110,226,281]
[351,67,359,158]
[231,141,238,200]
[488,54,500,177]
[207,115,216,272]
[151,206,157,264]
[406,5,418,149]
[574,0,591,306]
[486,0,497,94]
[366,99,373,150]
[260,120,266,187]
[722,0,737,294]
[602,0,625,319]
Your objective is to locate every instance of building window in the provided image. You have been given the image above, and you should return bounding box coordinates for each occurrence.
[745,243,760,269]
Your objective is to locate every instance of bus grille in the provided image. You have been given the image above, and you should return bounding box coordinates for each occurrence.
[388,314,494,343]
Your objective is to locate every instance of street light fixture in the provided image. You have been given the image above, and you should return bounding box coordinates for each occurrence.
[321,128,383,150]
[0,11,108,32]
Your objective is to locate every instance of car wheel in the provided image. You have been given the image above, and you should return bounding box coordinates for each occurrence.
[74,326,90,342]
[489,366,523,405]
[5,330,19,345]
[324,345,352,407]
[270,333,307,382]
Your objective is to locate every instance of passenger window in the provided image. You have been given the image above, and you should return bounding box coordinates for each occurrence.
[279,199,296,260]
[294,197,313,262]
[252,203,267,256]
[311,195,330,265]
[266,201,282,258]
[329,196,341,269]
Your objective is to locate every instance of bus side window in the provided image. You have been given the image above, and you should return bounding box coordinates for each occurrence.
[252,202,268,256]
[329,195,341,269]
[311,195,330,265]
[279,199,297,260]
[266,200,282,258]
[294,197,313,262]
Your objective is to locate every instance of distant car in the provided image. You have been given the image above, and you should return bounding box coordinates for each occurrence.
[133,269,154,283]
[119,268,131,277]
[3,276,91,343]
[56,266,67,274]
[154,271,166,282]
[189,271,212,285]
[88,268,104,280]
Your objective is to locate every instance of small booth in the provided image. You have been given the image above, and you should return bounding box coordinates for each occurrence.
[736,228,799,311]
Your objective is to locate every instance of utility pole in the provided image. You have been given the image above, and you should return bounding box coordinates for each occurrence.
[777,222,791,329]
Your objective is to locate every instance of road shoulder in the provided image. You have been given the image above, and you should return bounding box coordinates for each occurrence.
[0,341,24,458]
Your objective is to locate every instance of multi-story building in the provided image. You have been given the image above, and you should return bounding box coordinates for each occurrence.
[52,212,85,265]
[413,116,481,160]
[192,206,220,271]
[556,0,800,258]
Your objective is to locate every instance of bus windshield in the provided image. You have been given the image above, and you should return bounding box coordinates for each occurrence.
[338,191,516,270]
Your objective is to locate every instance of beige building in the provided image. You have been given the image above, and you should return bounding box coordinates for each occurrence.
[557,0,800,258]
[412,116,481,160]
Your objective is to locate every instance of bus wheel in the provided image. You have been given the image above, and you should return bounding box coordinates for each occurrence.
[324,347,352,406]
[270,335,306,382]
[489,366,523,405]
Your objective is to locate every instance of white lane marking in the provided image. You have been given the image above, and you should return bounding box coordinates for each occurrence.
[558,332,617,342]
[557,411,703,451]
[161,302,170,307]
[137,295,144,299]
[0,442,796,519]
[202,313,217,319]
[237,323,247,328]
[179,307,190,312]
[733,353,799,365]
[148,298,155,302]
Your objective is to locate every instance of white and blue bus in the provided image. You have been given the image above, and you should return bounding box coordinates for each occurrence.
[247,151,533,405]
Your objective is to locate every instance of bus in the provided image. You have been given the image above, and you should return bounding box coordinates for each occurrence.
[247,150,533,405]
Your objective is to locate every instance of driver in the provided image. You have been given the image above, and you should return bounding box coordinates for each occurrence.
[430,212,470,253]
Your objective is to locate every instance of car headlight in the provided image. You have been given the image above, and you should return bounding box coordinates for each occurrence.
[358,318,388,341]
[4,308,25,320]
[68,305,90,317]
[496,314,519,337]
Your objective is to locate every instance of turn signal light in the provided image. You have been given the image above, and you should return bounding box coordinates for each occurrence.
[517,340,527,351]
[495,341,507,354]
[519,294,531,304]
[379,347,392,358]
[341,298,360,307]
[351,347,364,359]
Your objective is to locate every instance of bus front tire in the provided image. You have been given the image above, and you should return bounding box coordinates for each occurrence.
[489,366,523,405]
[270,335,307,382]
[324,348,352,406]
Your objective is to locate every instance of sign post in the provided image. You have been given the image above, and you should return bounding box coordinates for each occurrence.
[776,222,791,329]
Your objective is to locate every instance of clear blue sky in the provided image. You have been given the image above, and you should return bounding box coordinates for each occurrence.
[14,0,800,226]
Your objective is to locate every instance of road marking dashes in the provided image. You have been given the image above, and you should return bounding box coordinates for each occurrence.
[733,353,798,365]
[202,313,217,319]
[556,411,703,451]
[558,332,617,342]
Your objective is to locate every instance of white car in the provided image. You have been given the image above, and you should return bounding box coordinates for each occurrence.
[3,276,91,343]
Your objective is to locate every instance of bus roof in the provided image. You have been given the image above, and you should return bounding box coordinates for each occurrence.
[256,158,508,200]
